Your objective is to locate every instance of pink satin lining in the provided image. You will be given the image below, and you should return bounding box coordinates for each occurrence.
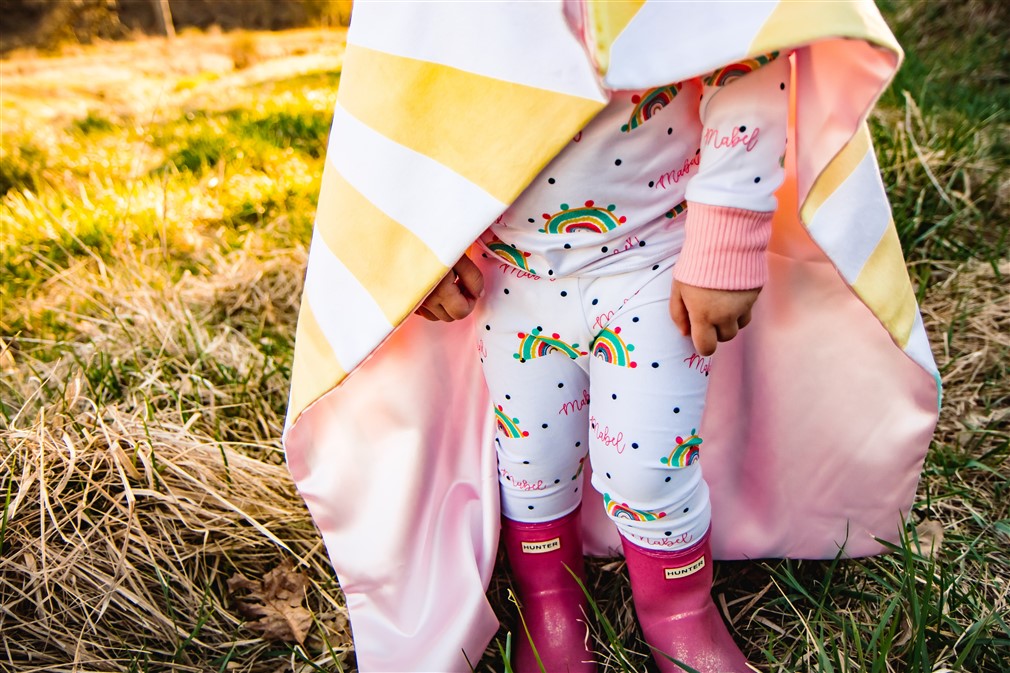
[702,245,936,560]
[794,40,898,204]
[285,316,501,671]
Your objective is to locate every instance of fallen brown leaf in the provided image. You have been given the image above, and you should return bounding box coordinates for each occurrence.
[915,519,945,556]
[228,560,314,645]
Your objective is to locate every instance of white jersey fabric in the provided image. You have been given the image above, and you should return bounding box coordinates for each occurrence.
[482,53,790,279]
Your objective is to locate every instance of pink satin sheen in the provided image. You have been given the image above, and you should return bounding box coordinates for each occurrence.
[793,41,898,204]
[703,244,937,560]
[284,316,501,672]
[699,71,938,559]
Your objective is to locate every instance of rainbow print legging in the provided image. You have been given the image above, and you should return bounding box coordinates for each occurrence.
[474,251,714,551]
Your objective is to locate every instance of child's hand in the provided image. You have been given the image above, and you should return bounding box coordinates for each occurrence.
[415,254,485,322]
[669,280,760,356]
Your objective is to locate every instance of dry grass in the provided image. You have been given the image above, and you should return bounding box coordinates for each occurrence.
[925,260,1009,455]
[1,241,355,672]
[2,30,351,670]
[2,401,350,671]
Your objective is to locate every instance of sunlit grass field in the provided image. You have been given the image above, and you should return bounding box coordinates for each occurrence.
[2,4,1007,672]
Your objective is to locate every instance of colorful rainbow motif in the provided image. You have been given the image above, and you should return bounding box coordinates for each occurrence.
[513,327,587,362]
[488,236,535,274]
[495,405,529,439]
[604,493,667,522]
[539,200,627,234]
[661,429,703,467]
[665,201,688,219]
[703,51,779,87]
[591,326,637,368]
[621,84,683,132]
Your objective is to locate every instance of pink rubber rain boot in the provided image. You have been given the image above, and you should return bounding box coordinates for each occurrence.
[500,505,597,672]
[621,530,750,673]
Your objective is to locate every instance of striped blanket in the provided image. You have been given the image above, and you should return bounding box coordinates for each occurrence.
[282,2,940,670]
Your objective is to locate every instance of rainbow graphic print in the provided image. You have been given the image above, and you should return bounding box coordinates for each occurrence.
[488,236,535,274]
[604,493,667,522]
[621,84,683,132]
[514,327,588,362]
[591,326,637,368]
[539,200,627,234]
[665,201,687,219]
[703,51,780,87]
[661,429,703,467]
[495,405,529,439]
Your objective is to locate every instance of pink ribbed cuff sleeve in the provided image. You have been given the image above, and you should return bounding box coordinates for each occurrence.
[672,202,773,290]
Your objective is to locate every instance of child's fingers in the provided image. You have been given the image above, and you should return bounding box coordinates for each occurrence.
[415,306,439,321]
[668,283,691,336]
[415,253,481,321]
[715,318,739,343]
[427,302,454,322]
[693,323,718,356]
[424,270,461,320]
[441,289,475,320]
[453,255,485,300]
[417,258,483,322]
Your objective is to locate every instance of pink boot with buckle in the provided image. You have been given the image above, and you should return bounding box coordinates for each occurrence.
[621,530,750,673]
[500,505,597,672]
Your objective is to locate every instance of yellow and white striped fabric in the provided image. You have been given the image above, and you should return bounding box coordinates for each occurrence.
[802,123,935,380]
[286,1,937,427]
[287,3,608,422]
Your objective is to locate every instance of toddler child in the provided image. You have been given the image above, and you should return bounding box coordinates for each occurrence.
[417,52,790,673]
